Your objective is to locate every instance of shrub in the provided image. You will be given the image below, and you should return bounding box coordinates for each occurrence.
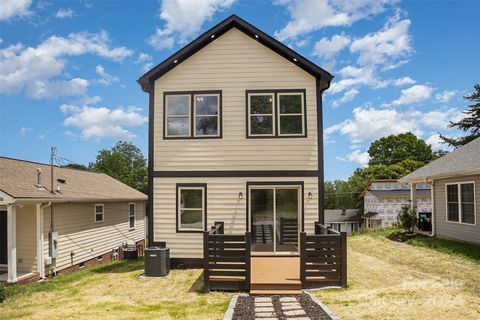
[397,204,417,233]
[0,284,6,303]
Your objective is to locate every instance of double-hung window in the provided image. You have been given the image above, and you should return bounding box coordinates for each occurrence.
[177,184,206,232]
[129,203,136,230]
[165,91,221,138]
[247,90,306,137]
[95,204,104,223]
[446,182,476,224]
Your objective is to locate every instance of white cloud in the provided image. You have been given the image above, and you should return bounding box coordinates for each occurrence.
[0,0,32,21]
[394,76,416,86]
[337,149,370,166]
[26,78,88,99]
[55,8,75,19]
[328,65,387,95]
[135,53,154,72]
[94,65,119,85]
[313,34,351,61]
[435,90,457,103]
[350,15,412,68]
[37,134,46,140]
[60,104,147,139]
[0,31,132,98]
[390,84,433,106]
[148,0,235,50]
[325,106,461,145]
[274,0,394,41]
[20,126,31,136]
[332,88,358,108]
[425,133,446,150]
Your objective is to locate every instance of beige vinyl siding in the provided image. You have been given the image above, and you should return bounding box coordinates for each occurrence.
[43,201,145,272]
[153,177,318,258]
[434,175,480,244]
[153,28,318,171]
[16,204,37,273]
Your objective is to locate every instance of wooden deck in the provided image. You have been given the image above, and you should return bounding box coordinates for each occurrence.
[250,256,302,295]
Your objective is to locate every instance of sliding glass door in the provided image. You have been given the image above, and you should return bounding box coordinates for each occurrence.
[250,186,300,254]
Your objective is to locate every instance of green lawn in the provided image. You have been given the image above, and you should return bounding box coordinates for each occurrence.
[1,231,479,320]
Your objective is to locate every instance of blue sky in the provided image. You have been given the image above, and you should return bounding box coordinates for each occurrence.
[1,0,479,180]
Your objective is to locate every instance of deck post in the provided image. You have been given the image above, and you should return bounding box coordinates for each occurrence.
[340,231,347,288]
[300,232,306,287]
[203,231,210,293]
[245,231,251,291]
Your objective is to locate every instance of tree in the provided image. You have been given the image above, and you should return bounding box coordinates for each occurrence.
[89,141,148,194]
[368,132,434,166]
[62,163,89,171]
[440,84,480,147]
[397,204,417,233]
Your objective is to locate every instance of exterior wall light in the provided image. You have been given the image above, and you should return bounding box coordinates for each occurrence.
[308,192,312,200]
[238,192,244,200]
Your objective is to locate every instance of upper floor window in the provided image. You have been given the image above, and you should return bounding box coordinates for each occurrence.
[446,182,476,225]
[247,90,306,138]
[164,91,221,139]
[95,204,104,223]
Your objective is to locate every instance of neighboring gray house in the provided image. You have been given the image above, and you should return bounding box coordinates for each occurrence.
[400,137,480,245]
[361,180,432,230]
[324,209,361,234]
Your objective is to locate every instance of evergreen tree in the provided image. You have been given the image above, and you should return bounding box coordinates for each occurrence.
[440,84,480,147]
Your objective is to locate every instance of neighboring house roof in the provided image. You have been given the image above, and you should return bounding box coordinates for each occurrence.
[325,209,360,223]
[360,179,431,197]
[367,189,431,197]
[362,212,379,219]
[137,14,333,92]
[400,137,480,183]
[0,157,147,202]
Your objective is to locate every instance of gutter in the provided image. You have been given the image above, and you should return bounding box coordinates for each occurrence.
[399,169,480,184]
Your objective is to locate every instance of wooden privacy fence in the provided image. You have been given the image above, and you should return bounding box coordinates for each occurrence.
[203,222,251,292]
[300,222,347,288]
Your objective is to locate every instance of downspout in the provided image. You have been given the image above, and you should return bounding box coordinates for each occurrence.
[316,76,333,224]
[430,178,435,236]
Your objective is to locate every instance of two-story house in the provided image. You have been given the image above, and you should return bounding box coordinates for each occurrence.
[138,15,333,275]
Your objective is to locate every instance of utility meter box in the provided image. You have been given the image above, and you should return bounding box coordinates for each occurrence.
[49,231,58,258]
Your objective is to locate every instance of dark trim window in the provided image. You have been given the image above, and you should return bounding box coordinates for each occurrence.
[164,91,222,139]
[176,183,207,232]
[94,204,104,223]
[129,203,136,230]
[246,89,306,138]
[446,182,476,225]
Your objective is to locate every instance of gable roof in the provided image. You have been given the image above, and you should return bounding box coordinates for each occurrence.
[400,137,480,183]
[137,14,333,92]
[0,157,147,202]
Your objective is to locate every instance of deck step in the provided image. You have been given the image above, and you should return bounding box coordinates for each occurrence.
[251,282,301,291]
[250,289,302,295]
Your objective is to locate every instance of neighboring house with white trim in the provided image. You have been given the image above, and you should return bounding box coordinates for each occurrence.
[324,209,361,234]
[361,180,432,230]
[0,157,147,283]
[400,137,480,244]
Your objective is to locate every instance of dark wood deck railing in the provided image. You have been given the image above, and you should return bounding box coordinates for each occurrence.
[300,221,347,288]
[203,221,251,292]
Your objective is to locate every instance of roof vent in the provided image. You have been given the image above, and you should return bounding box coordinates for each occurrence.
[36,168,45,190]
[211,34,215,39]
[293,57,298,62]
[173,59,178,64]
[254,34,259,39]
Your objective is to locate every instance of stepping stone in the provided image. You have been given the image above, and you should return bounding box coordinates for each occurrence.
[279,297,297,302]
[255,307,275,312]
[284,309,306,316]
[255,312,276,317]
[282,305,303,311]
[281,302,301,307]
[255,297,272,302]
[255,302,274,307]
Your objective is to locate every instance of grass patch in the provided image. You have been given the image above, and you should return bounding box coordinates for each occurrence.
[4,259,143,301]
[407,236,480,263]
